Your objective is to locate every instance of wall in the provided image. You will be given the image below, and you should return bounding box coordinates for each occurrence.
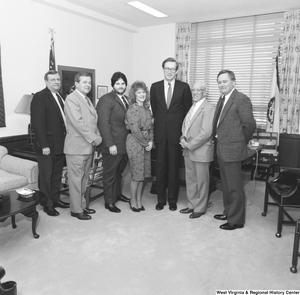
[0,0,134,136]
[132,24,176,88]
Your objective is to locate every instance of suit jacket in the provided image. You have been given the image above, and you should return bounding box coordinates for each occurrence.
[214,89,256,162]
[30,87,66,155]
[181,99,215,162]
[150,80,192,144]
[97,91,129,154]
[64,90,100,155]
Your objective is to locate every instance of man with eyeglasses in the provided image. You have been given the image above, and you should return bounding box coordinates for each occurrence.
[150,57,192,211]
[179,81,215,219]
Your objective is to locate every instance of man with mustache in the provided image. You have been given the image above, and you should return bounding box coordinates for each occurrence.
[64,72,102,220]
[97,72,130,213]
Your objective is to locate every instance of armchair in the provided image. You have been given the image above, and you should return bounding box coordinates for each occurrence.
[265,169,300,237]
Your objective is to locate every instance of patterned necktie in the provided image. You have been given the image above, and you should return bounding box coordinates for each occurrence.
[56,93,64,112]
[167,83,172,109]
[213,95,225,137]
[121,96,129,109]
[184,102,196,136]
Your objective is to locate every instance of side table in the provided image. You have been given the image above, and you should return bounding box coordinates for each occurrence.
[0,190,42,238]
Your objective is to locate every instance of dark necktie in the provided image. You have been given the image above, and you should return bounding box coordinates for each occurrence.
[167,83,172,109]
[56,93,64,112]
[121,96,129,109]
[213,95,225,137]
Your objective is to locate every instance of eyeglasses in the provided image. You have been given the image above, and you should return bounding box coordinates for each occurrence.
[164,67,177,73]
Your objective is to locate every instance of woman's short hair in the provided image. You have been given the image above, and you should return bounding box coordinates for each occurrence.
[111,72,127,87]
[128,80,150,108]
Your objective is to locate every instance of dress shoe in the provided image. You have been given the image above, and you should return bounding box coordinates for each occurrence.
[117,194,130,203]
[43,206,59,216]
[58,199,70,206]
[71,212,92,220]
[180,207,193,214]
[214,214,227,221]
[105,203,121,213]
[169,204,177,211]
[53,200,70,209]
[219,222,244,230]
[84,208,96,214]
[189,212,204,219]
[139,206,145,211]
[155,203,165,210]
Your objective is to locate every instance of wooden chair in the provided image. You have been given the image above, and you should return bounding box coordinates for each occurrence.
[60,150,104,208]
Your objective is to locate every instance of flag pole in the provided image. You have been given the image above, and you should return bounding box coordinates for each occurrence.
[49,28,56,70]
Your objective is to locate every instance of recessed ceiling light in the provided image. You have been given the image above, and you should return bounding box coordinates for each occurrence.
[127,1,168,18]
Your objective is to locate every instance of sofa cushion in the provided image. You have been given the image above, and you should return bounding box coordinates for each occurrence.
[0,170,28,191]
[0,146,8,163]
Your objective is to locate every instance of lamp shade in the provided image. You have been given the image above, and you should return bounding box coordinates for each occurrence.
[14,94,33,114]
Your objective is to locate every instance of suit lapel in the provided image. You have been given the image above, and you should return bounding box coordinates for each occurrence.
[219,89,236,124]
[112,91,127,113]
[186,100,206,133]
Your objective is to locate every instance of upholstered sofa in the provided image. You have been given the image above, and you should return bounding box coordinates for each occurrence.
[0,146,38,191]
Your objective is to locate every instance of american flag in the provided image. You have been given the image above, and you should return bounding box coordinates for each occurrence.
[49,30,56,70]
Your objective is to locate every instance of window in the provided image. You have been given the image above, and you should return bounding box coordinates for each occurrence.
[189,13,284,129]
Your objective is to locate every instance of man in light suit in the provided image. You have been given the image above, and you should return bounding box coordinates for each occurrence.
[179,81,215,219]
[97,72,130,213]
[64,72,102,220]
[150,57,192,211]
[31,70,69,217]
[213,69,256,230]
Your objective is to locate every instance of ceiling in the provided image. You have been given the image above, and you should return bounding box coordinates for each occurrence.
[35,0,299,32]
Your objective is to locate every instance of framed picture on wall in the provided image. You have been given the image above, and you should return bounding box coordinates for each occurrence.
[95,85,108,106]
[58,65,96,104]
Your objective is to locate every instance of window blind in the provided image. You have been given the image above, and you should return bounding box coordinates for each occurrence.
[189,13,284,129]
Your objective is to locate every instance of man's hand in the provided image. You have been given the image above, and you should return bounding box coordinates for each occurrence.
[93,136,102,146]
[180,138,188,149]
[42,147,50,155]
[109,145,117,156]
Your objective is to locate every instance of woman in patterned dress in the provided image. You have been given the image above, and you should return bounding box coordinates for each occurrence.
[125,81,153,212]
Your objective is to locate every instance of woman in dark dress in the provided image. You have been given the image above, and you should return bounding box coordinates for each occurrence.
[125,81,153,212]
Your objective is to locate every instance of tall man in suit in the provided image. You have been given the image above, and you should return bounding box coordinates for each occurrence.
[97,72,130,213]
[150,57,192,211]
[31,70,69,217]
[64,72,102,220]
[213,69,256,230]
[179,81,215,219]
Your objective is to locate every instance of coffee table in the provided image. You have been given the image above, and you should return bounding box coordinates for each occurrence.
[0,190,42,239]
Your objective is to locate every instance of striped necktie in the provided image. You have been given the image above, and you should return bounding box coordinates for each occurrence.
[56,93,64,112]
[121,96,129,109]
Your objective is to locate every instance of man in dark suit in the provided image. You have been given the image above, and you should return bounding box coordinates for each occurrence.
[97,72,130,213]
[150,57,193,211]
[213,69,256,230]
[31,70,69,216]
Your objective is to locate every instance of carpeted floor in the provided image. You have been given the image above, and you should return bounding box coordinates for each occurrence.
[0,167,299,295]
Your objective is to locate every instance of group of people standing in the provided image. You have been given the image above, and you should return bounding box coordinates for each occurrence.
[30,56,256,230]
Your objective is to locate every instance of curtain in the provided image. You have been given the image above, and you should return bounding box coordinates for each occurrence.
[175,23,191,83]
[280,9,300,134]
[0,45,6,127]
